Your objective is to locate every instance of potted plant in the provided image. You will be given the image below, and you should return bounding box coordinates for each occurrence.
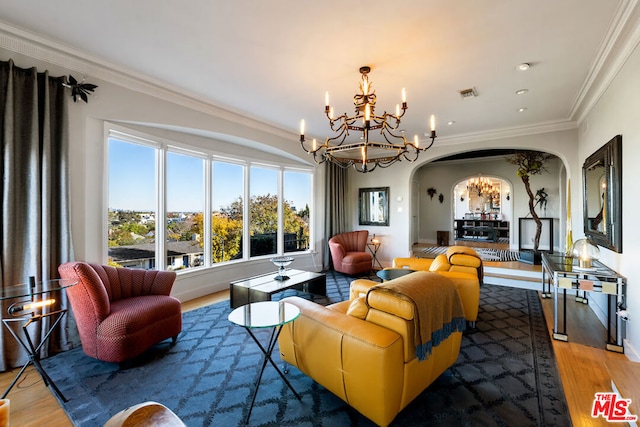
[506,151,553,264]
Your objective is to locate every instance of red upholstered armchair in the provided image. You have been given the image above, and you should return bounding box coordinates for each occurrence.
[58,262,182,363]
[328,230,372,275]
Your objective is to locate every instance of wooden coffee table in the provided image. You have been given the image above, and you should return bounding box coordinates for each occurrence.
[230,269,326,308]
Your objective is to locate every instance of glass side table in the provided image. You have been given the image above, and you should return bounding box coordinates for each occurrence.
[228,301,301,423]
[1,278,77,401]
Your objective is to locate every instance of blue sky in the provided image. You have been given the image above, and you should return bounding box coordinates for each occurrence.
[108,138,311,212]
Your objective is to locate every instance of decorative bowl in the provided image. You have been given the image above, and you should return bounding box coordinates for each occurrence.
[270,256,294,281]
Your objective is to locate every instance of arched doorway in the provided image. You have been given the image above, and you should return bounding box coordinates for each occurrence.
[452,175,512,245]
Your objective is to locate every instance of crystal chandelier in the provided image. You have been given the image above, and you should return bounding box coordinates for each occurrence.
[299,66,437,173]
[467,176,500,199]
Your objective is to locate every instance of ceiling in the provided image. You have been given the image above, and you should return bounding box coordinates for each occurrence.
[0,1,628,144]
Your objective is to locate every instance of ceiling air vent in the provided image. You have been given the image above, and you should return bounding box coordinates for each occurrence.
[458,87,478,99]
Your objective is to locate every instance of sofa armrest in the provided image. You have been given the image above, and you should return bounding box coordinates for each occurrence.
[328,241,345,260]
[278,296,404,426]
[392,257,433,270]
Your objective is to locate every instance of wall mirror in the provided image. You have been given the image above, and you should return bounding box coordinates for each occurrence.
[582,134,622,252]
[359,187,389,226]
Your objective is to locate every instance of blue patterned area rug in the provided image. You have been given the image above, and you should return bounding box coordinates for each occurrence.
[42,272,569,426]
[420,246,521,262]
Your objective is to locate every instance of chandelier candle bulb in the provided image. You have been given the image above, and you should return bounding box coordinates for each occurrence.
[430,114,436,131]
[325,91,329,107]
[300,119,305,136]
[312,138,317,151]
[414,135,419,148]
[396,104,400,117]
[402,88,406,103]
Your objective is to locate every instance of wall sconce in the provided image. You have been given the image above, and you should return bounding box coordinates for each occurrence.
[459,191,465,202]
[506,191,510,201]
[572,238,600,269]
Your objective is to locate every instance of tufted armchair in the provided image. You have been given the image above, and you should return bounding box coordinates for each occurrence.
[328,230,372,275]
[58,262,182,363]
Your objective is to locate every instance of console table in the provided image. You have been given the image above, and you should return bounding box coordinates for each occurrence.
[541,253,626,352]
[453,219,509,241]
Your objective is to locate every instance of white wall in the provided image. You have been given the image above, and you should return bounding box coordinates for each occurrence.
[578,41,640,360]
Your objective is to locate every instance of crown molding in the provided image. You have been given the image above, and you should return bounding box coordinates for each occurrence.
[0,20,296,142]
[569,0,640,123]
[438,119,577,146]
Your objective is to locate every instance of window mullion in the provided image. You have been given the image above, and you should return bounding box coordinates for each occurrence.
[156,146,167,270]
[277,168,284,255]
[204,159,212,266]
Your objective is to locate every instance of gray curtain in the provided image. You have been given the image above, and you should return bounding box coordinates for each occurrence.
[0,59,74,371]
[323,162,348,270]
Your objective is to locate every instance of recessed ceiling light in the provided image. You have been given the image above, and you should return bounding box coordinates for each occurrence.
[447,121,456,125]
[516,63,531,71]
[515,89,529,95]
[517,107,528,112]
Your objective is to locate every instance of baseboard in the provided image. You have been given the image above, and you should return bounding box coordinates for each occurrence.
[623,339,640,362]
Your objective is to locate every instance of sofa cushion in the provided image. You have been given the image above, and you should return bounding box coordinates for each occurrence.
[428,254,451,271]
[343,251,373,265]
[346,296,369,319]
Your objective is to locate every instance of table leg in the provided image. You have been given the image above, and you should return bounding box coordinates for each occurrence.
[244,325,300,424]
[552,285,568,341]
[1,310,68,402]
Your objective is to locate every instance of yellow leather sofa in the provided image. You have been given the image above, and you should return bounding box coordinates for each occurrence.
[385,246,482,326]
[278,271,464,426]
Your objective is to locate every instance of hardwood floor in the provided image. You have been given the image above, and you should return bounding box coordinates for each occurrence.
[0,265,633,426]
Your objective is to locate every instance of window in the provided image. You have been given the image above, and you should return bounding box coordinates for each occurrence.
[283,170,311,253]
[107,129,313,270]
[107,138,157,269]
[250,165,278,257]
[212,160,244,262]
[166,151,204,271]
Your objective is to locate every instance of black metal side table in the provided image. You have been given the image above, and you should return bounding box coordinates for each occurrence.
[228,301,301,423]
[1,277,77,402]
[366,242,382,271]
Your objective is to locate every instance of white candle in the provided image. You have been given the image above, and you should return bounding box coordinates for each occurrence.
[402,88,406,103]
[414,135,419,148]
[430,114,436,131]
[325,91,329,107]
[300,119,305,136]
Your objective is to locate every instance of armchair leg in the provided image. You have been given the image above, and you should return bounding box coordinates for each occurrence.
[170,335,178,346]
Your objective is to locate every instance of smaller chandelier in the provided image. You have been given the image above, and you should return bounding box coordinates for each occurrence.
[299,66,437,173]
[467,176,500,199]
